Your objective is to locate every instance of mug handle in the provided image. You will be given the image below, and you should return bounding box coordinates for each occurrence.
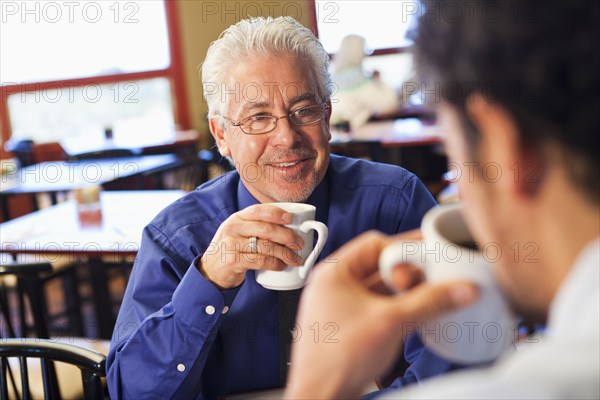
[379,241,425,292]
[298,221,328,279]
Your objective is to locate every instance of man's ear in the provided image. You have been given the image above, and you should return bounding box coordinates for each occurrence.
[324,100,333,141]
[466,95,544,198]
[209,117,231,158]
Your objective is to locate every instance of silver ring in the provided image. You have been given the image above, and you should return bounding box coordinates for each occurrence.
[248,236,258,253]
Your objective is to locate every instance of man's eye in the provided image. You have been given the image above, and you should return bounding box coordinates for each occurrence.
[295,107,314,117]
[250,115,272,122]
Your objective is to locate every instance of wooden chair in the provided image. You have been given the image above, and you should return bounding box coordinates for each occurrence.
[0,261,110,398]
[330,139,385,162]
[1,259,84,338]
[144,150,230,191]
[152,156,207,191]
[3,140,35,167]
[0,339,106,400]
[3,141,70,218]
[31,142,68,163]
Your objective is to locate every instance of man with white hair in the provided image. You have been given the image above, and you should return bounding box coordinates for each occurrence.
[107,16,451,399]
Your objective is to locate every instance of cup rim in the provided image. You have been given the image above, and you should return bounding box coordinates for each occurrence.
[269,202,316,213]
[423,202,476,250]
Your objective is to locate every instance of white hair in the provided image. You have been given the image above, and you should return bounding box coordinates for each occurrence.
[201,16,332,119]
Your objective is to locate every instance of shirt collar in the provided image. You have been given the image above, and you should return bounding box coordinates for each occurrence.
[237,179,259,210]
[547,236,600,338]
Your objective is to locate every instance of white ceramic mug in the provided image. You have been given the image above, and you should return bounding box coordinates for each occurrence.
[379,203,515,364]
[255,203,328,291]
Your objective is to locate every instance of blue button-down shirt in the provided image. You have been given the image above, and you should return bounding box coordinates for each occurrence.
[107,155,453,399]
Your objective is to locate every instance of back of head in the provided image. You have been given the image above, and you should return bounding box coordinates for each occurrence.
[333,34,367,74]
[202,16,332,118]
[413,0,600,204]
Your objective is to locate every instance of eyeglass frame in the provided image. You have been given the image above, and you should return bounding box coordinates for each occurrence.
[217,102,330,135]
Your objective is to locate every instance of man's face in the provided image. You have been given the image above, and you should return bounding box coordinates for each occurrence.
[439,103,547,321]
[439,105,496,246]
[211,54,331,203]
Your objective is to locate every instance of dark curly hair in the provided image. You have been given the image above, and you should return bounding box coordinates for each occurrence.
[413,0,599,204]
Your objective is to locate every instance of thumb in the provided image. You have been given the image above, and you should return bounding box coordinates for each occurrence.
[392,281,479,323]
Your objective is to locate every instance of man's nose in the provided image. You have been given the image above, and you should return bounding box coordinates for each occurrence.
[270,116,302,147]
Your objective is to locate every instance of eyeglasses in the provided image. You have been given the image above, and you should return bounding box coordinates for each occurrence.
[220,103,330,135]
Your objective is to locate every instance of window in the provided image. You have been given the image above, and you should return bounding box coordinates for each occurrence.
[0,0,188,152]
[312,0,418,91]
[7,78,174,143]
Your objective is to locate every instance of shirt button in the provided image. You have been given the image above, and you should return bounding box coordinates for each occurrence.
[222,306,229,314]
[205,305,216,315]
[177,363,185,372]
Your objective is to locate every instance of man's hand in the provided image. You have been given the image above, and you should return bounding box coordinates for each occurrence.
[198,204,305,289]
[284,230,478,399]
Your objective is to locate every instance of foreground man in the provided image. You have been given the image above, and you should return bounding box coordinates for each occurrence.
[286,1,599,398]
[107,17,454,399]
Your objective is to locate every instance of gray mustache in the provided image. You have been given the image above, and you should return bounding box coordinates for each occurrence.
[261,148,317,164]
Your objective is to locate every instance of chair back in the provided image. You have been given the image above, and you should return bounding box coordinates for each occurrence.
[0,339,106,400]
[0,262,53,339]
[0,262,106,398]
[32,142,68,163]
[4,140,35,167]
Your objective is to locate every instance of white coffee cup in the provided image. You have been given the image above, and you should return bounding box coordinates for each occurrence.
[255,203,328,291]
[379,202,516,364]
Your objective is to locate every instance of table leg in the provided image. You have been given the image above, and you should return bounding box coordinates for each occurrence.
[87,258,115,339]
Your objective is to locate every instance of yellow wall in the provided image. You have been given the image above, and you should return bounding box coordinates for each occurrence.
[175,0,313,147]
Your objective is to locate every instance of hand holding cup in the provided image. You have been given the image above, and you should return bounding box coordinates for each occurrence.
[379,203,516,364]
[199,204,306,289]
[255,203,328,290]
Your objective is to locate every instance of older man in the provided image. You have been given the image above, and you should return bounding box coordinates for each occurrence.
[285,1,599,399]
[107,17,449,399]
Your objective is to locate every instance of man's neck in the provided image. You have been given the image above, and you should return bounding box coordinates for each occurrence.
[534,173,600,307]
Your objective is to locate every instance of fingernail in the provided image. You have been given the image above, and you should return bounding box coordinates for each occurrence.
[282,212,293,223]
[451,284,477,305]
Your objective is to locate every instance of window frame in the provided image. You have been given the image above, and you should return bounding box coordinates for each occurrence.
[308,0,414,57]
[0,1,189,159]
[308,0,433,119]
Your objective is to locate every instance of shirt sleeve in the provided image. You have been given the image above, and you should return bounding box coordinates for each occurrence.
[396,175,437,232]
[392,334,467,388]
[106,224,240,399]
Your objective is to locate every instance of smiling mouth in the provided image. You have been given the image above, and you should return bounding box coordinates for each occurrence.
[266,158,315,178]
[269,160,305,168]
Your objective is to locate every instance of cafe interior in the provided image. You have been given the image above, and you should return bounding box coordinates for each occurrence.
[0,1,458,398]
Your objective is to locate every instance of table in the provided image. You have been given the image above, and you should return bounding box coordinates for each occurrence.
[0,190,186,338]
[60,129,199,158]
[331,118,442,147]
[330,118,444,162]
[354,118,442,147]
[329,118,447,193]
[0,154,181,220]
